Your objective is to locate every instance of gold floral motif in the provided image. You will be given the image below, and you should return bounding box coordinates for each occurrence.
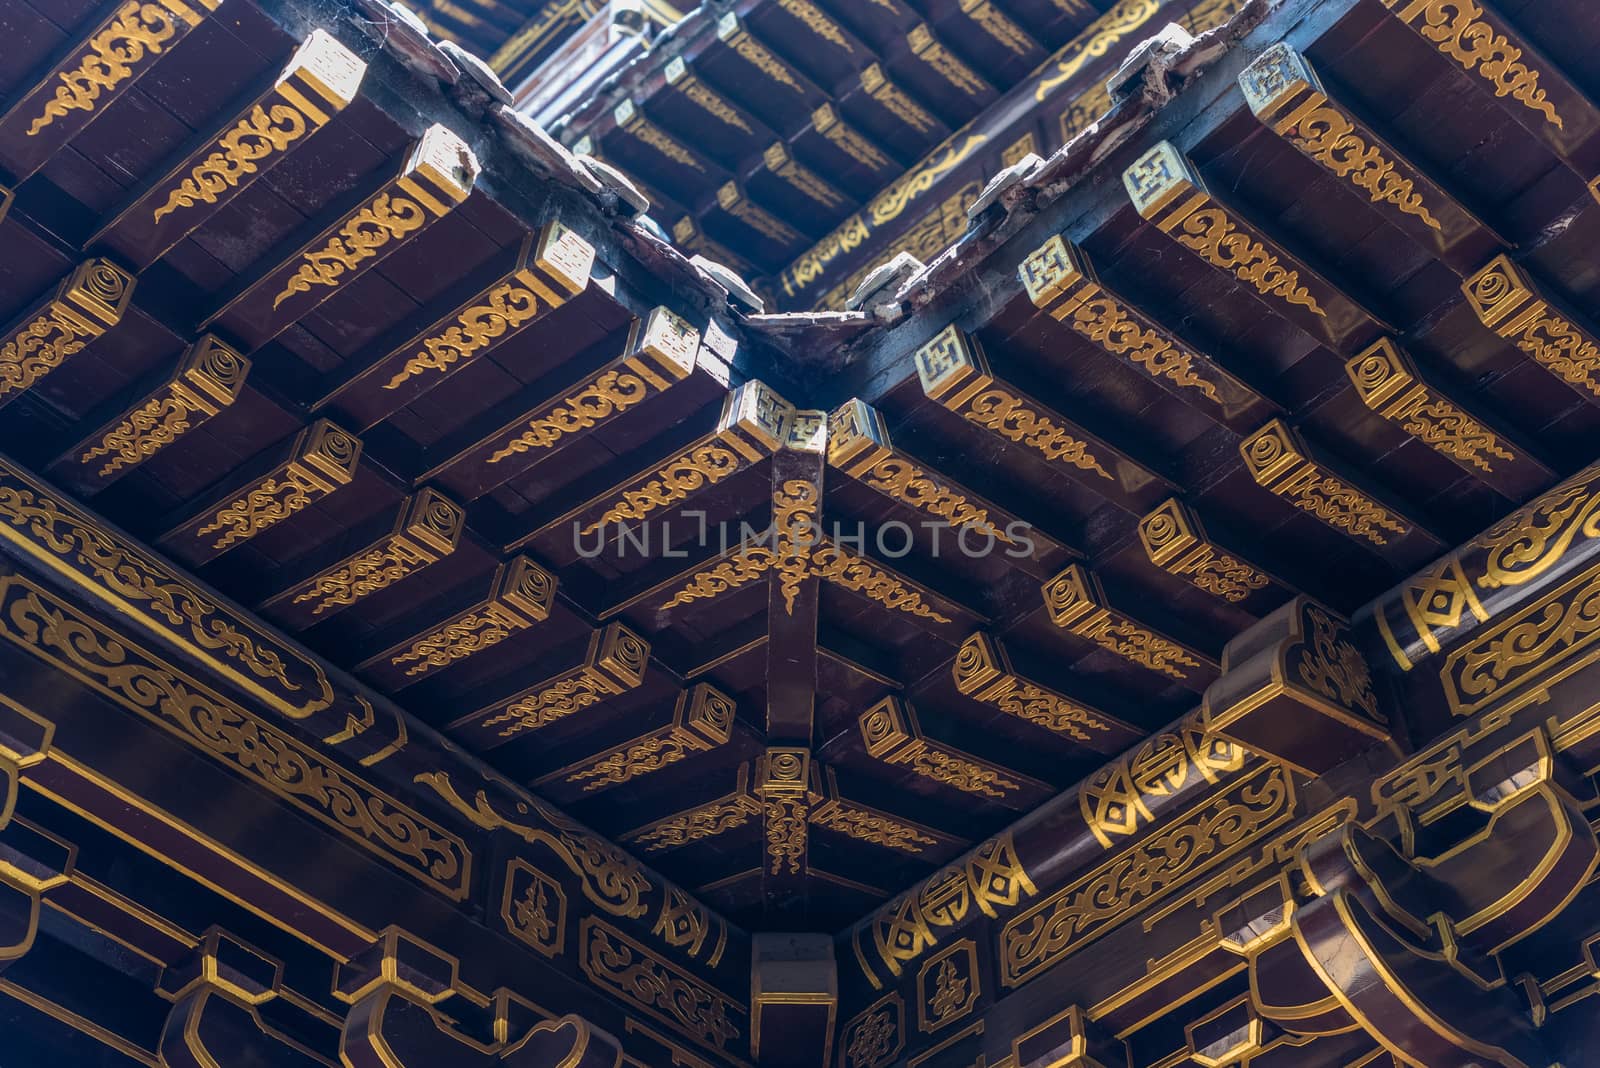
[581,918,743,1050]
[197,472,319,550]
[154,105,308,221]
[1078,718,1245,847]
[861,458,1010,542]
[626,119,706,172]
[962,390,1112,480]
[1282,103,1441,230]
[289,540,433,615]
[384,281,543,389]
[421,772,651,918]
[1394,395,1513,471]
[908,24,986,96]
[1382,0,1562,131]
[26,0,185,136]
[1298,603,1382,723]
[489,371,652,463]
[273,193,428,309]
[843,1001,902,1068]
[675,74,751,134]
[82,330,246,476]
[1171,207,1324,315]
[1045,571,1206,682]
[774,479,819,614]
[764,795,808,875]
[1001,763,1294,987]
[502,859,565,957]
[811,543,953,624]
[928,957,969,1024]
[587,444,744,530]
[0,576,470,898]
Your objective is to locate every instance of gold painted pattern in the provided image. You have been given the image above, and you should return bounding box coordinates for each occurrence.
[1473,473,1600,591]
[502,860,565,958]
[473,625,649,740]
[1043,565,1212,684]
[0,575,469,898]
[24,0,204,136]
[273,193,428,309]
[1035,0,1161,102]
[778,0,851,50]
[842,996,903,1068]
[861,834,1034,980]
[861,64,936,135]
[194,423,360,552]
[663,546,776,610]
[625,791,763,854]
[1241,422,1410,546]
[952,633,1122,744]
[1280,103,1441,231]
[1001,763,1293,987]
[1168,205,1323,315]
[558,686,734,792]
[813,105,890,172]
[860,699,1027,803]
[422,771,652,918]
[963,390,1112,479]
[1299,603,1382,723]
[860,458,1010,542]
[154,105,308,221]
[624,117,706,172]
[961,0,1033,57]
[818,183,981,310]
[721,18,804,94]
[1464,256,1600,399]
[812,802,938,856]
[1347,340,1512,473]
[0,261,133,402]
[392,604,528,676]
[810,542,953,624]
[1139,498,1271,603]
[0,460,331,718]
[489,371,652,463]
[79,338,248,478]
[1381,0,1562,131]
[763,796,808,875]
[1078,718,1245,848]
[676,75,751,134]
[586,443,744,531]
[385,281,542,388]
[581,918,743,1051]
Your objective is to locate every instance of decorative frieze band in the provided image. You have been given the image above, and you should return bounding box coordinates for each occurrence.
[1042,564,1221,690]
[93,28,366,269]
[261,488,465,628]
[0,259,136,408]
[204,124,479,349]
[447,623,650,750]
[62,335,249,493]
[163,419,363,565]
[858,697,1048,808]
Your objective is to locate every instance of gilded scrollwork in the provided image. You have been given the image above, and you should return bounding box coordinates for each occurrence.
[580,918,743,1051]
[154,105,308,220]
[1380,0,1562,131]
[841,997,903,1068]
[1283,104,1440,230]
[961,390,1112,480]
[763,796,808,875]
[385,280,545,389]
[1002,763,1294,987]
[1078,718,1245,847]
[421,771,651,918]
[625,791,764,854]
[1035,0,1161,101]
[198,473,317,550]
[392,603,527,676]
[0,576,470,898]
[1471,475,1600,590]
[489,371,653,463]
[25,0,198,136]
[1064,292,1222,403]
[586,444,744,530]
[1170,206,1324,316]
[811,803,937,856]
[273,193,428,309]
[1297,603,1383,723]
[860,458,1010,542]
